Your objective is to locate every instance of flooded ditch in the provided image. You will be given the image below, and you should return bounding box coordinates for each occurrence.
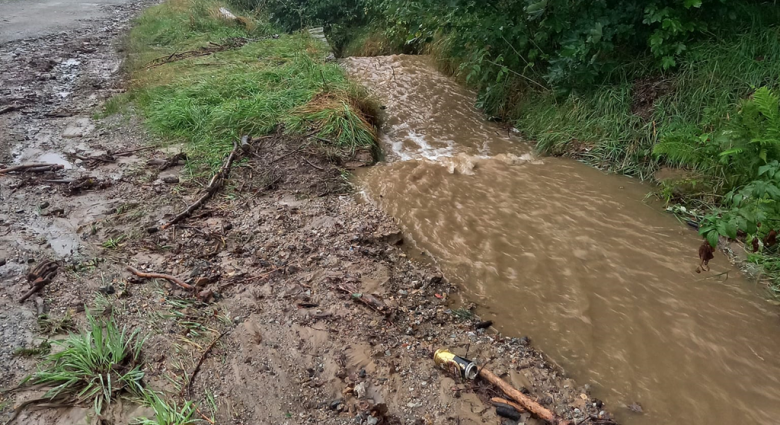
[345,54,780,425]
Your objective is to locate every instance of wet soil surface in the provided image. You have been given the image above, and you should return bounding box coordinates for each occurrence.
[0,2,612,425]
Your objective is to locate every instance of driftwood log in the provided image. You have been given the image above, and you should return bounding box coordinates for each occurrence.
[161,140,239,230]
[479,368,572,425]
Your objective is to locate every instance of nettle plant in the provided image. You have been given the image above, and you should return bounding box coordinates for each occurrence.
[699,87,780,249]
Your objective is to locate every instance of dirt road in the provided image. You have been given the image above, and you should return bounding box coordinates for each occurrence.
[0,1,614,424]
[0,0,137,44]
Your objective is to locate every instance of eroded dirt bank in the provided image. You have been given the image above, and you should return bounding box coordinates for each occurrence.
[0,3,613,424]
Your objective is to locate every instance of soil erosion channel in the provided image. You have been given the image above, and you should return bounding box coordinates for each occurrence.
[345,55,780,425]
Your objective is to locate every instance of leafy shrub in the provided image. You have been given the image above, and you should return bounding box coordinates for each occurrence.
[694,87,780,248]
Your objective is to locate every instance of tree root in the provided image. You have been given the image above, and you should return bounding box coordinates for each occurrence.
[126,265,212,300]
[185,329,229,397]
[162,140,239,230]
[20,260,59,303]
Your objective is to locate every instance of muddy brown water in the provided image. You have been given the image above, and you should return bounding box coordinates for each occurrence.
[344,55,780,425]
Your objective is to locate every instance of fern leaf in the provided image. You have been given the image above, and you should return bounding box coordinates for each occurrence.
[653,140,702,167]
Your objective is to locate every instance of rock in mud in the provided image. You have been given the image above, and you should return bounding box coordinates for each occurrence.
[354,381,367,399]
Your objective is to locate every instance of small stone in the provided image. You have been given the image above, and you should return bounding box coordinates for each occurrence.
[0,259,5,267]
[329,399,344,411]
[39,202,50,209]
[146,226,159,234]
[161,175,179,184]
[354,382,367,399]
[99,285,115,295]
[365,416,379,425]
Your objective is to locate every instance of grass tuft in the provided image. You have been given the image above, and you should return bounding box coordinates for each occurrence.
[134,391,198,425]
[22,313,146,413]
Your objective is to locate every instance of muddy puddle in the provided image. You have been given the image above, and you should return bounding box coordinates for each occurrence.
[345,55,780,425]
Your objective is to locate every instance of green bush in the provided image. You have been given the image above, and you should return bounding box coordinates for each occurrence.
[697,87,780,249]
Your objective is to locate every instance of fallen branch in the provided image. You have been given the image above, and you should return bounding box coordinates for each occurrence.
[126,265,212,300]
[162,140,239,230]
[302,156,325,171]
[479,367,571,425]
[0,163,64,174]
[145,37,249,69]
[186,329,229,397]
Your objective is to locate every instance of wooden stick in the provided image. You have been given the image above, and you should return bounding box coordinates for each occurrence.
[186,329,229,397]
[0,163,64,174]
[162,140,239,230]
[126,265,213,300]
[126,265,194,290]
[479,368,571,425]
[491,397,526,413]
[112,146,155,157]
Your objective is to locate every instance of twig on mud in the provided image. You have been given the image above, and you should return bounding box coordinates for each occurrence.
[126,265,213,300]
[268,130,319,164]
[270,142,309,164]
[0,163,64,174]
[112,146,155,157]
[220,267,282,291]
[0,104,24,115]
[196,406,215,425]
[302,156,325,171]
[162,140,239,230]
[186,329,229,397]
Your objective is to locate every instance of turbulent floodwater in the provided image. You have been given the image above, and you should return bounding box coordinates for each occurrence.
[344,55,780,425]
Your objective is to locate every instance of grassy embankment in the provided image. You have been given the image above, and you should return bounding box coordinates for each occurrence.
[114,0,377,171]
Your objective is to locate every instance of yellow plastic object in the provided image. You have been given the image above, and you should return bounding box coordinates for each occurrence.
[433,348,478,380]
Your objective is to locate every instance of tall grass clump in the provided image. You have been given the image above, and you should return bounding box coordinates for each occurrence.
[21,313,146,413]
[124,0,378,170]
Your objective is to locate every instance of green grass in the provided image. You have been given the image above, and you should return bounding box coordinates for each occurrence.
[134,391,198,425]
[22,313,146,413]
[102,235,127,250]
[511,27,780,180]
[121,0,378,170]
